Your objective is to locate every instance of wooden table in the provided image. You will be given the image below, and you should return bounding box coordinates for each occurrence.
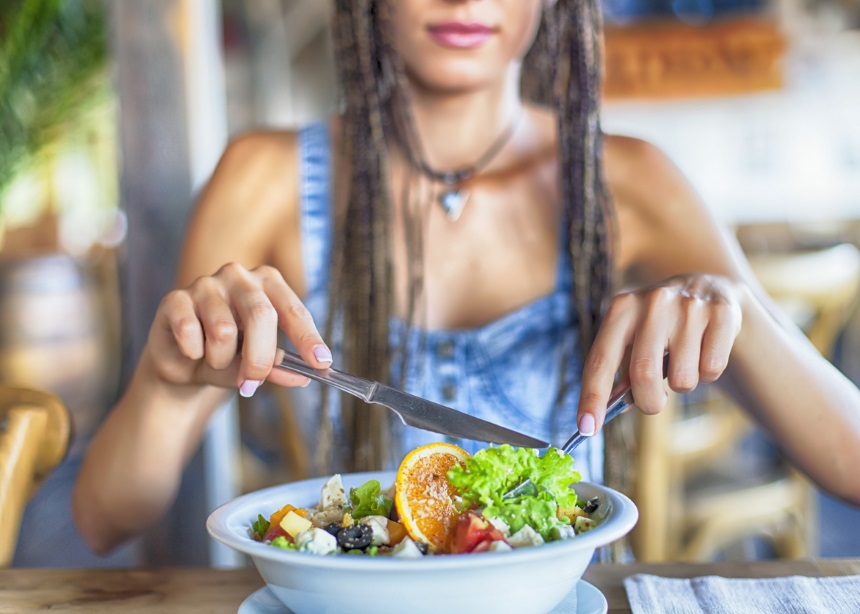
[0,559,857,613]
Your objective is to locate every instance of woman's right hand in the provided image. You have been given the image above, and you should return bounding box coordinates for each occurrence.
[147,262,332,397]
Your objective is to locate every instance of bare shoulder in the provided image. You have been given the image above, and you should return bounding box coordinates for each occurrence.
[219,130,297,173]
[603,134,742,284]
[603,134,695,223]
[178,129,303,287]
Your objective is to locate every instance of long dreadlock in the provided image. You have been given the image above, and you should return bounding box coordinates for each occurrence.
[324,0,627,508]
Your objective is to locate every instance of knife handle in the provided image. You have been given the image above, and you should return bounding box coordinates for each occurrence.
[275,350,377,401]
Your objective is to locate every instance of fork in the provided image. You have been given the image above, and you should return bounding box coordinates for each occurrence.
[501,385,636,500]
[502,354,670,500]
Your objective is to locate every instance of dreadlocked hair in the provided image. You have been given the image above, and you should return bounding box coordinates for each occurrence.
[524,0,631,561]
[317,0,395,473]
[324,0,626,497]
[522,0,613,363]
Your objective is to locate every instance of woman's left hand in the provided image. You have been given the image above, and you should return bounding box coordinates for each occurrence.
[576,272,744,436]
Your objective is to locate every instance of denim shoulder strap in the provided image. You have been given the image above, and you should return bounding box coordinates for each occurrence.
[298,121,332,306]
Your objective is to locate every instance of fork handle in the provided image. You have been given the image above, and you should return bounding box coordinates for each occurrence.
[560,388,635,455]
[560,353,670,455]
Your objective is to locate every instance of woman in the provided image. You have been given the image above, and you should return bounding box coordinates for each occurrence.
[74,0,860,555]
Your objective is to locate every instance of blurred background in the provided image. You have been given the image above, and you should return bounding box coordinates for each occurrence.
[1,0,859,569]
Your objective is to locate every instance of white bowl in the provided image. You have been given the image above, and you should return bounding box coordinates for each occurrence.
[207,470,637,614]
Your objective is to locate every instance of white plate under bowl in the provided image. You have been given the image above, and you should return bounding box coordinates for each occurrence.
[238,580,608,614]
[208,471,635,614]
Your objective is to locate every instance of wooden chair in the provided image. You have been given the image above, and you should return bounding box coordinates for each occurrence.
[0,386,70,567]
[238,384,312,494]
[633,243,860,562]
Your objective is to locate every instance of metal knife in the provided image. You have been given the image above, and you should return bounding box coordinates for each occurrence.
[273,350,549,449]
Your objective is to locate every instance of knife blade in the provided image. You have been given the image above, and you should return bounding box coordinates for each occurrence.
[273,350,549,449]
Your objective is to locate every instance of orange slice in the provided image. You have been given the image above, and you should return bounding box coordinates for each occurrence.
[394,442,470,553]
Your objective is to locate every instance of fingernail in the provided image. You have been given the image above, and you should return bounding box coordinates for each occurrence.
[313,345,332,364]
[239,379,262,398]
[578,413,596,437]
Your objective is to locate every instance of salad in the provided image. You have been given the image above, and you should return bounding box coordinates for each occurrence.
[248,443,600,557]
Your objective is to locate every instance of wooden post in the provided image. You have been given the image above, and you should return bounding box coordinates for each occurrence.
[111,0,238,567]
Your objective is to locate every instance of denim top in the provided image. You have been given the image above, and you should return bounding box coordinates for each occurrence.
[291,122,603,482]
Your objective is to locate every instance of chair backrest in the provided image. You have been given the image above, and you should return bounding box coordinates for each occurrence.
[631,242,860,562]
[0,386,70,567]
[746,243,860,356]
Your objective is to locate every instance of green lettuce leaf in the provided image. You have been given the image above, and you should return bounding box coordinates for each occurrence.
[447,445,581,540]
[251,513,270,540]
[483,492,563,538]
[348,479,393,519]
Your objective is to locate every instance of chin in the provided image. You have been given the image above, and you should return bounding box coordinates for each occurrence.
[407,60,507,94]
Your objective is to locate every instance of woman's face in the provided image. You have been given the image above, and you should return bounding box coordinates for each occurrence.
[392,0,545,94]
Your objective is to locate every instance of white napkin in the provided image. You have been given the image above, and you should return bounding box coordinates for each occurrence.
[624,573,860,614]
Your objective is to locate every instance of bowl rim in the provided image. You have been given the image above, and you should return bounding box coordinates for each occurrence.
[207,470,638,571]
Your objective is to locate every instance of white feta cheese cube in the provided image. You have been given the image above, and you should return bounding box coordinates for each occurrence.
[487,515,511,536]
[319,474,348,510]
[507,525,545,548]
[487,540,513,553]
[360,515,390,546]
[551,524,576,541]
[391,537,423,558]
[295,528,337,555]
[574,516,596,533]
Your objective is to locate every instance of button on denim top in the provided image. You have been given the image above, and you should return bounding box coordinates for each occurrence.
[293,122,604,482]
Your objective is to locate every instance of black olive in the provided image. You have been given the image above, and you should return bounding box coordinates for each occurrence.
[323,522,343,537]
[583,497,600,514]
[336,523,373,550]
[414,541,429,555]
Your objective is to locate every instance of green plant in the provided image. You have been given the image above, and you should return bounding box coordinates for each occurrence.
[0,0,108,204]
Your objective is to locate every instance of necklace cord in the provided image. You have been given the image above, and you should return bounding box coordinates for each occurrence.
[406,109,524,186]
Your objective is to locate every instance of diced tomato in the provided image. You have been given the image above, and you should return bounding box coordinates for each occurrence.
[449,511,507,554]
[262,524,291,543]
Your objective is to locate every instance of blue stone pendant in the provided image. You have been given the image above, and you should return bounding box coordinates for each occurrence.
[439,189,469,222]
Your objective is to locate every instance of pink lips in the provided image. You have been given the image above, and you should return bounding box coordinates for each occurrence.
[427,22,495,49]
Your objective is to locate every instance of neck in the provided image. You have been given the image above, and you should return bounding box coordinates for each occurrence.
[404,65,524,173]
